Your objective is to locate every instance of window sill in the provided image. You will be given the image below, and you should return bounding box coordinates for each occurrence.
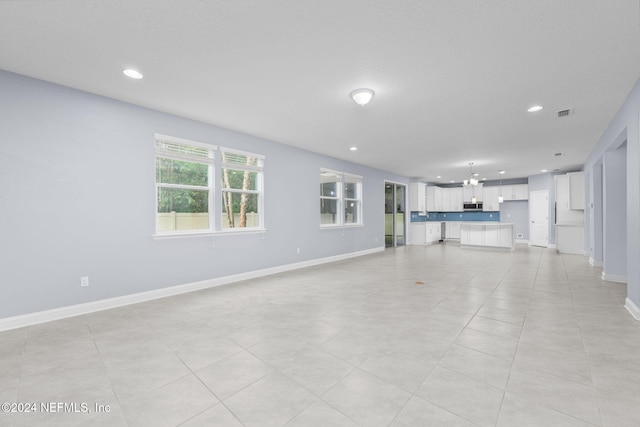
[319,224,364,230]
[153,228,267,239]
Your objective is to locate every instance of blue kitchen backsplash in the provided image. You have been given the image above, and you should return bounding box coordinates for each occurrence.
[410,211,500,222]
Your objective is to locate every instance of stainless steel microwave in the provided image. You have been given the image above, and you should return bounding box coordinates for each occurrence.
[463,202,483,211]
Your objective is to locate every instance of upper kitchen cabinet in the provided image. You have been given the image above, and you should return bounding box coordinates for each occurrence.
[555,173,584,224]
[500,183,529,201]
[426,186,435,211]
[409,182,426,214]
[449,187,463,212]
[568,172,585,210]
[483,186,500,211]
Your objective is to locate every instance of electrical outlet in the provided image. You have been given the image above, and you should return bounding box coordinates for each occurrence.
[80,276,89,287]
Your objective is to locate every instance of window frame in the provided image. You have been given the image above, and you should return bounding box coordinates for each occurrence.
[155,134,216,237]
[219,146,265,232]
[320,168,363,228]
[153,135,266,238]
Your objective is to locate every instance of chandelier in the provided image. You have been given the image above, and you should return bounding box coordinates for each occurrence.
[462,162,479,187]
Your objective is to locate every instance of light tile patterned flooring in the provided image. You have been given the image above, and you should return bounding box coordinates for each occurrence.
[1,243,639,426]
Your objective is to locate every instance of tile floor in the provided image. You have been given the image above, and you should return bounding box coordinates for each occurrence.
[1,243,639,426]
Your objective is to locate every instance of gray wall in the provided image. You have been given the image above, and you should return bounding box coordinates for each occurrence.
[499,201,529,241]
[583,77,640,307]
[603,144,627,278]
[0,70,409,318]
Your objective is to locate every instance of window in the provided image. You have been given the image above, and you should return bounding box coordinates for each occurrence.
[155,135,215,234]
[320,169,363,226]
[155,135,265,236]
[220,147,264,230]
[343,173,362,224]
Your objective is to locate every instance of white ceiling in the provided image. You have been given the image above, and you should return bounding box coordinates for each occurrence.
[1,0,639,183]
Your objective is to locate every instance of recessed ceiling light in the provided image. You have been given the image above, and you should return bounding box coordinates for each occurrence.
[436,176,441,179]
[350,88,375,106]
[528,105,543,112]
[498,170,506,175]
[349,146,358,151]
[123,68,143,79]
[482,177,487,181]
[541,169,548,172]
[450,180,455,183]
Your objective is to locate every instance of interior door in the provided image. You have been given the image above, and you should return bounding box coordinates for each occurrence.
[530,190,549,247]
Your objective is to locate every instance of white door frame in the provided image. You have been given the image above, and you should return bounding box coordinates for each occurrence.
[529,190,549,247]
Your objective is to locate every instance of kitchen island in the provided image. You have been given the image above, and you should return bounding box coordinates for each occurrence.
[460,222,514,250]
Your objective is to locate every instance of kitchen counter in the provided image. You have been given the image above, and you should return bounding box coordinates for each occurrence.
[460,222,514,250]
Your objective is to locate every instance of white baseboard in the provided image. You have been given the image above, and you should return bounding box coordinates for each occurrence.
[602,271,627,283]
[589,257,603,267]
[0,247,384,332]
[625,298,640,321]
[547,244,557,249]
[515,239,529,244]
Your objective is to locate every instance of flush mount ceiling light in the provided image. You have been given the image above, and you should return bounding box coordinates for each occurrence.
[349,146,358,151]
[527,105,543,112]
[436,175,442,179]
[123,68,143,79]
[350,88,375,106]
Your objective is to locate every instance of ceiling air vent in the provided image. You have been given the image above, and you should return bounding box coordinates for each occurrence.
[557,108,573,118]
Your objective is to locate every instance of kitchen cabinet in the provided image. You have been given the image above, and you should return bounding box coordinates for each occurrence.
[426,222,442,243]
[556,224,584,254]
[409,182,426,213]
[448,187,463,212]
[409,223,427,245]
[433,186,443,211]
[513,184,529,200]
[499,184,529,201]
[463,183,483,202]
[568,172,584,209]
[426,186,464,212]
[426,186,435,211]
[482,186,500,211]
[460,223,514,250]
[445,221,461,239]
[555,174,584,224]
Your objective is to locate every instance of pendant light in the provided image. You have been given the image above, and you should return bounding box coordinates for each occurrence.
[498,170,505,203]
[462,162,478,187]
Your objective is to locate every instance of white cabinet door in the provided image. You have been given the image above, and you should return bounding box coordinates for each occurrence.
[484,226,499,246]
[500,225,514,247]
[450,188,463,211]
[514,184,529,200]
[483,186,500,211]
[426,223,440,243]
[568,172,584,209]
[556,174,569,209]
[500,185,513,201]
[468,226,484,245]
[433,187,443,211]
[442,188,451,211]
[445,222,461,239]
[409,223,426,245]
[409,183,426,213]
[426,186,435,212]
